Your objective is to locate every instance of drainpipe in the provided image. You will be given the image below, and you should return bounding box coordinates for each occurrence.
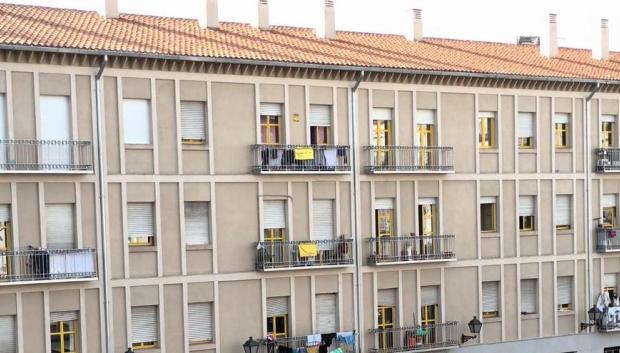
[94,55,112,353]
[350,70,365,353]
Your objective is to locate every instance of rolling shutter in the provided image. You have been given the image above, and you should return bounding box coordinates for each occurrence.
[378,289,397,306]
[603,195,617,208]
[316,294,337,334]
[555,195,571,227]
[479,111,495,119]
[602,114,617,123]
[266,297,288,317]
[188,303,213,343]
[421,286,439,306]
[312,200,334,241]
[373,108,392,121]
[310,105,331,126]
[263,200,286,229]
[480,197,496,204]
[605,274,617,289]
[416,110,435,125]
[50,311,79,323]
[482,282,499,313]
[46,204,75,249]
[375,198,394,210]
[520,279,537,314]
[260,103,282,116]
[185,202,209,245]
[0,315,15,353]
[518,112,534,138]
[181,101,207,141]
[554,113,570,124]
[127,203,154,238]
[123,99,151,144]
[557,277,572,306]
[0,94,7,140]
[0,205,11,222]
[418,198,436,205]
[519,196,535,217]
[131,306,158,345]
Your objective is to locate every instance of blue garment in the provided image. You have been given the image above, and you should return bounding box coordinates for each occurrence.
[336,331,354,346]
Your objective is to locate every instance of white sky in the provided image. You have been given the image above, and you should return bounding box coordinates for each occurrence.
[4,0,620,50]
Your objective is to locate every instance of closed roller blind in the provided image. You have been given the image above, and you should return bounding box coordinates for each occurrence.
[0,204,11,222]
[316,294,337,334]
[378,289,397,306]
[0,315,16,353]
[260,103,282,116]
[40,95,71,140]
[263,200,286,229]
[188,303,213,343]
[482,282,499,313]
[557,276,573,306]
[372,108,392,121]
[312,200,334,241]
[46,204,75,249]
[480,197,496,204]
[418,198,436,205]
[375,198,394,210]
[310,105,331,126]
[555,195,571,226]
[554,113,570,124]
[131,306,158,345]
[605,274,617,288]
[416,110,435,125]
[520,279,537,314]
[0,94,7,140]
[123,99,151,144]
[518,112,534,138]
[127,203,154,238]
[185,202,209,245]
[50,311,79,323]
[479,111,496,119]
[181,101,207,141]
[603,195,617,208]
[266,297,288,317]
[602,114,617,123]
[421,286,438,306]
[519,196,535,217]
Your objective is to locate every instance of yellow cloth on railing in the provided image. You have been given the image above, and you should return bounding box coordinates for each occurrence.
[298,242,318,257]
[294,147,314,160]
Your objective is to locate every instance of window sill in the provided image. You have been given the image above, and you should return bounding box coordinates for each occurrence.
[483,317,502,323]
[129,245,158,253]
[556,229,574,236]
[186,244,213,251]
[125,144,154,150]
[555,148,573,153]
[520,231,538,237]
[521,313,539,320]
[182,144,210,151]
[479,148,499,154]
[189,342,216,351]
[132,347,160,353]
[558,310,575,316]
[481,232,500,238]
[518,148,537,154]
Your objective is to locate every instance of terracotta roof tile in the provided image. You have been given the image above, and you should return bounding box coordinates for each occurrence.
[2,3,620,80]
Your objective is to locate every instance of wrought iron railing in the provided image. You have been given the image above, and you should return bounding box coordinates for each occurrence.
[256,239,354,271]
[0,140,93,172]
[597,226,620,253]
[595,148,620,172]
[369,322,459,353]
[367,235,456,265]
[364,146,454,173]
[0,248,97,283]
[256,332,356,353]
[252,144,351,173]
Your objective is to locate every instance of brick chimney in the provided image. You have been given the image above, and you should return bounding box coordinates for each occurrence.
[323,0,336,39]
[201,0,219,29]
[258,0,270,30]
[593,19,609,60]
[104,0,118,18]
[540,13,558,58]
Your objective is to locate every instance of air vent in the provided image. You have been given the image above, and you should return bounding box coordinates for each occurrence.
[517,36,540,45]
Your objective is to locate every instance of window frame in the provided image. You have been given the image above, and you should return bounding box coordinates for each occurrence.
[554,122,569,148]
[188,302,214,345]
[180,100,207,145]
[123,98,152,145]
[260,114,282,144]
[555,195,572,231]
[480,201,497,233]
[602,121,615,148]
[557,276,573,312]
[50,318,79,353]
[266,314,288,339]
[310,125,331,145]
[482,281,500,318]
[127,202,155,247]
[479,113,496,149]
[184,201,210,246]
[520,279,538,315]
[517,112,535,149]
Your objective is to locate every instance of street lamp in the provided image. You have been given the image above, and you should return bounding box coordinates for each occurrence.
[580,305,604,331]
[461,316,482,344]
[243,336,260,353]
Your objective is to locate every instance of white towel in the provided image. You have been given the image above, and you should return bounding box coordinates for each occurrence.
[324,148,337,167]
[307,333,321,346]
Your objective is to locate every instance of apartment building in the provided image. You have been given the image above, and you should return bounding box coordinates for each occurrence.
[0,1,620,353]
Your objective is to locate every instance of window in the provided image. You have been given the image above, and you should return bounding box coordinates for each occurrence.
[602,115,616,147]
[605,347,620,353]
[555,195,572,230]
[554,113,570,148]
[181,101,207,144]
[123,99,152,144]
[416,110,435,147]
[46,203,75,249]
[50,311,79,353]
[518,112,535,148]
[520,279,537,315]
[480,197,497,233]
[131,306,158,349]
[0,205,11,277]
[375,199,394,238]
[188,303,213,344]
[0,94,7,140]
[557,276,573,311]
[519,196,535,232]
[184,202,210,246]
[603,195,617,228]
[260,103,282,144]
[40,96,72,165]
[266,297,288,339]
[310,105,331,145]
[127,203,155,246]
[316,294,337,334]
[312,200,335,243]
[604,274,617,298]
[378,289,396,349]
[479,112,496,148]
[418,199,436,236]
[420,286,439,345]
[0,315,16,353]
[482,281,500,318]
[263,200,286,240]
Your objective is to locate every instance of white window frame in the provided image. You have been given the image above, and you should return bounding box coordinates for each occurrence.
[123,98,152,144]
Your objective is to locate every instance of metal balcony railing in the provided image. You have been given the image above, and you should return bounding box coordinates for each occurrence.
[0,140,93,173]
[256,239,354,271]
[597,226,620,253]
[0,248,97,284]
[256,332,356,353]
[367,235,456,265]
[595,148,620,172]
[369,322,459,353]
[364,146,454,173]
[252,144,351,173]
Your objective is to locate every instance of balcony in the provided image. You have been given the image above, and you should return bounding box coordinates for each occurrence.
[364,146,454,174]
[0,140,93,173]
[255,239,354,271]
[369,322,459,353]
[0,248,97,285]
[367,235,456,265]
[254,332,356,352]
[595,148,620,172]
[251,144,351,174]
[596,226,620,253]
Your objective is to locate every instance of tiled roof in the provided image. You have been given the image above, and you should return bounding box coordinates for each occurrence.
[2,3,620,81]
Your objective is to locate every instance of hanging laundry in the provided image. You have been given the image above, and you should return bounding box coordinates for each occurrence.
[307,333,321,346]
[299,242,318,257]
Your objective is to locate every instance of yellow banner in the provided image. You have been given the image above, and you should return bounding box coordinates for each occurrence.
[298,242,318,257]
[294,147,314,160]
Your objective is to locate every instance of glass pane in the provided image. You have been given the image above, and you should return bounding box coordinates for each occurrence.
[64,333,76,352]
[481,204,495,231]
[50,322,60,333]
[50,334,61,353]
[267,317,274,333]
[275,316,286,333]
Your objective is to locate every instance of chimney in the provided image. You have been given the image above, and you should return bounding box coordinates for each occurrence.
[593,19,609,60]
[412,8,423,41]
[540,13,558,58]
[323,0,336,39]
[201,0,219,29]
[258,0,270,30]
[104,0,118,18]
